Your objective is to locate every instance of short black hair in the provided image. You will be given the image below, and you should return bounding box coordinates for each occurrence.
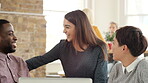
[0,19,10,32]
[116,26,148,57]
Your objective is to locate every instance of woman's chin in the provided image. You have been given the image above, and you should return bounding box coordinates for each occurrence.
[66,39,71,42]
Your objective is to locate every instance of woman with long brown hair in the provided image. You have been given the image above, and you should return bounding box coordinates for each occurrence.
[26,10,108,83]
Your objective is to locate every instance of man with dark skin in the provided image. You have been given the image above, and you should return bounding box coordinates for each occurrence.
[0,19,29,83]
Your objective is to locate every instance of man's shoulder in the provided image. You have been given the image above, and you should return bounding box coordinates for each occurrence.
[136,59,148,80]
[137,59,148,69]
[9,54,25,62]
[112,62,122,70]
[9,54,21,59]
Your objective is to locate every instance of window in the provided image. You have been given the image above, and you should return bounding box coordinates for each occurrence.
[122,0,148,38]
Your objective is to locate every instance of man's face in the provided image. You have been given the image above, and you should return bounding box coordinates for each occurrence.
[0,23,17,54]
[112,38,124,61]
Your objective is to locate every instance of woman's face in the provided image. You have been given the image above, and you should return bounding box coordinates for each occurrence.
[109,24,117,33]
[63,19,76,42]
[112,38,124,61]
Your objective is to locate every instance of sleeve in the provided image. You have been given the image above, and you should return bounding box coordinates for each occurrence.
[93,50,108,83]
[26,41,61,71]
[18,58,30,77]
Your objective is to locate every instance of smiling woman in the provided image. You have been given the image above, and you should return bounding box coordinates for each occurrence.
[26,10,108,83]
[43,0,86,77]
[43,0,85,51]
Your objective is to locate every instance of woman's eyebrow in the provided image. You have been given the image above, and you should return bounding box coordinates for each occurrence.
[64,25,70,27]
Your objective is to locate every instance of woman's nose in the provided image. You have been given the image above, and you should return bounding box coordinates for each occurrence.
[63,28,66,33]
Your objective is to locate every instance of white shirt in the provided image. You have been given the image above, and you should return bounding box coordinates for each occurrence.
[122,57,143,74]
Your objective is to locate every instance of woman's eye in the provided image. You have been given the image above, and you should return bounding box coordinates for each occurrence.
[64,25,70,29]
[66,26,70,29]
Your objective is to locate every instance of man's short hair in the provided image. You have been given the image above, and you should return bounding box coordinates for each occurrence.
[0,19,10,32]
[116,26,148,57]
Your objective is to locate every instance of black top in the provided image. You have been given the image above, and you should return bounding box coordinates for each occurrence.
[26,40,107,83]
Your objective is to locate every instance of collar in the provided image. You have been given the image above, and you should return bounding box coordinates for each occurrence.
[0,52,11,60]
[122,57,143,74]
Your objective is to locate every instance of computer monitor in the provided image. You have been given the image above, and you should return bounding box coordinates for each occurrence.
[18,77,92,83]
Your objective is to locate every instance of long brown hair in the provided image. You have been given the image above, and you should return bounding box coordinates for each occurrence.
[65,10,107,60]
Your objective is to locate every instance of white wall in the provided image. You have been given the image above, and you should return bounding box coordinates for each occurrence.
[93,0,119,36]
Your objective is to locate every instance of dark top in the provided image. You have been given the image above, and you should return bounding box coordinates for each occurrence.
[0,52,29,83]
[26,40,107,83]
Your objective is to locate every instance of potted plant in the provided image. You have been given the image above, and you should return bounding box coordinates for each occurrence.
[105,32,116,50]
[105,32,115,42]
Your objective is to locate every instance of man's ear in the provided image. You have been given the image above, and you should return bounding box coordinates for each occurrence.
[122,45,128,51]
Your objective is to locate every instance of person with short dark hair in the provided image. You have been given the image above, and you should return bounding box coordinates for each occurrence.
[108,26,148,83]
[0,19,29,83]
[26,10,108,83]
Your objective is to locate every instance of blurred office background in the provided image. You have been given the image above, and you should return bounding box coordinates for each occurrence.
[0,0,147,77]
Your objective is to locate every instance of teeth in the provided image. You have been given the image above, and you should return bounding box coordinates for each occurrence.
[12,43,17,47]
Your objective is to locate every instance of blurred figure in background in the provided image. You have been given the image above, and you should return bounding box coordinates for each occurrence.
[108,22,118,37]
[105,22,118,73]
[105,22,118,43]
[83,8,105,42]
